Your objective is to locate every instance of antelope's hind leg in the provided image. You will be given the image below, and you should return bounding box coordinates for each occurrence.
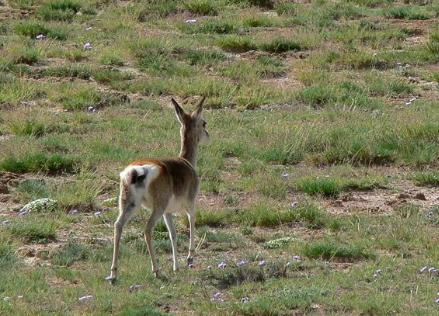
[107,203,138,284]
[144,208,165,278]
[163,213,178,272]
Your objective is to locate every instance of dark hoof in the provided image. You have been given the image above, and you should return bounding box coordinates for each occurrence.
[105,275,116,285]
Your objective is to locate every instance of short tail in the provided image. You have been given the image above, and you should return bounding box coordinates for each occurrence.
[120,166,148,186]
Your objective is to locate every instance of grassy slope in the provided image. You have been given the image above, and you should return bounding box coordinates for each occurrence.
[0,0,439,314]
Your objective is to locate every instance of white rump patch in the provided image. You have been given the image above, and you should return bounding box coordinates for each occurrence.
[120,164,160,186]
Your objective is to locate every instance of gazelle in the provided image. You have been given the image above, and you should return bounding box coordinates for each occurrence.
[106,96,209,283]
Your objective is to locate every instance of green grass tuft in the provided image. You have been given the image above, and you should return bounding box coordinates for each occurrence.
[303,241,374,260]
[38,0,82,21]
[15,21,67,40]
[0,153,77,174]
[412,171,439,186]
[296,178,341,198]
[259,37,304,53]
[183,0,219,15]
[51,242,90,266]
[8,219,57,243]
[217,35,257,52]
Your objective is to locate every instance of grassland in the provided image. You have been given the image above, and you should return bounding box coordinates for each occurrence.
[0,0,439,315]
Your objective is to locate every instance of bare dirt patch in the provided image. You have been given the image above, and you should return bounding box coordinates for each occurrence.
[323,180,439,216]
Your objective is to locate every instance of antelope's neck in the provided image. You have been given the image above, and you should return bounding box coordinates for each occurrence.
[179,137,198,167]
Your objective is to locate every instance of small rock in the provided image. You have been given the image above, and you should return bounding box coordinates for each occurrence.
[83,42,92,50]
[332,200,343,207]
[36,34,46,40]
[69,209,79,215]
[398,193,410,199]
[87,106,96,112]
[86,26,93,31]
[414,193,426,201]
[241,296,250,303]
[0,183,9,194]
[218,261,227,269]
[290,202,298,208]
[18,209,29,216]
[36,250,49,259]
[311,303,320,309]
[129,284,144,292]
[185,19,197,24]
[78,295,93,303]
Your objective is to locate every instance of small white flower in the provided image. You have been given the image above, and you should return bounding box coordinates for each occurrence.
[218,261,227,269]
[211,292,224,302]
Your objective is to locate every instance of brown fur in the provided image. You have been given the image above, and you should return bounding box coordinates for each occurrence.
[107,97,208,283]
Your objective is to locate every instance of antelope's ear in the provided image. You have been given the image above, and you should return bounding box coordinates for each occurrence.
[171,98,186,124]
[193,96,205,118]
